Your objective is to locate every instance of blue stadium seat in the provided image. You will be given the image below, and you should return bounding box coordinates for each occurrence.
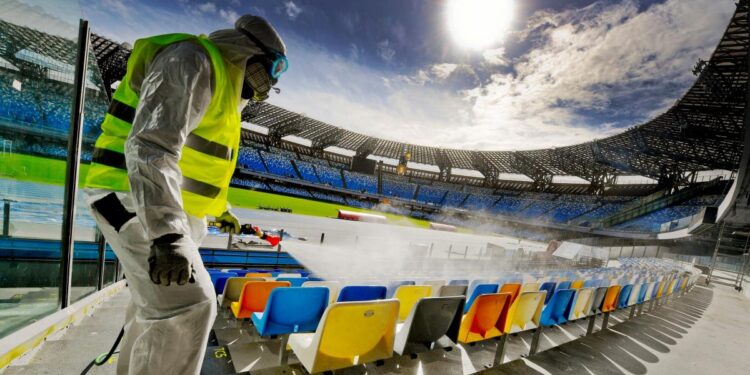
[557,281,572,290]
[539,282,556,304]
[252,287,329,337]
[337,285,387,302]
[540,289,576,326]
[617,284,634,309]
[277,277,310,287]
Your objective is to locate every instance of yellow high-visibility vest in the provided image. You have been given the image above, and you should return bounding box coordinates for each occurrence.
[84,33,243,218]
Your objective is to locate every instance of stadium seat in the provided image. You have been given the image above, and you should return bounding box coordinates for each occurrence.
[448,279,469,286]
[277,273,303,278]
[557,281,572,290]
[337,285,387,302]
[423,280,447,296]
[617,284,634,309]
[302,281,341,304]
[458,293,510,343]
[438,285,468,297]
[246,272,273,278]
[252,287,329,337]
[288,300,399,373]
[393,296,464,355]
[583,279,600,288]
[570,279,585,289]
[464,283,499,313]
[568,287,594,321]
[601,285,622,313]
[539,282,556,304]
[499,283,522,303]
[540,289,575,326]
[637,282,650,304]
[276,277,309,287]
[394,285,432,321]
[521,282,540,293]
[218,277,265,308]
[214,276,232,296]
[628,283,643,306]
[230,281,291,319]
[386,280,416,298]
[502,291,545,334]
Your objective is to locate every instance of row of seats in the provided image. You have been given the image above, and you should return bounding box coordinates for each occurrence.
[208,262,698,373]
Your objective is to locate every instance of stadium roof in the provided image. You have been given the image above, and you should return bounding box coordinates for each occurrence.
[83,1,750,188]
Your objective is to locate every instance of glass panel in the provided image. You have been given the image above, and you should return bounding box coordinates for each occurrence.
[0,0,81,338]
[70,30,109,303]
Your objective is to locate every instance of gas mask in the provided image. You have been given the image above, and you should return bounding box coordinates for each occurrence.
[242,61,274,102]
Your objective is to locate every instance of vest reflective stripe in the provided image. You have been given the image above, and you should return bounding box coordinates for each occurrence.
[107,99,136,123]
[84,33,242,218]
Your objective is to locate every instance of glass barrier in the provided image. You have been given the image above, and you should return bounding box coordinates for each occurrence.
[0,0,110,338]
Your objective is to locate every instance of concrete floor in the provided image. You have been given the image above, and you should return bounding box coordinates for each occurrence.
[3,277,747,375]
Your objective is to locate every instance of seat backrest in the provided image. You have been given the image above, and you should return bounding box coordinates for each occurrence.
[666,279,677,296]
[394,285,433,321]
[222,277,264,303]
[337,285,387,302]
[464,284,499,313]
[458,293,509,343]
[502,291,545,333]
[601,285,621,312]
[570,279,585,289]
[276,277,309,287]
[637,283,649,304]
[557,281,572,290]
[617,284,633,309]
[246,272,273,278]
[539,282,556,304]
[214,276,232,295]
[655,280,667,298]
[448,279,469,286]
[589,286,609,314]
[521,283,540,293]
[277,273,302,278]
[540,289,575,326]
[257,287,329,336]
[386,280,416,298]
[583,279,599,288]
[238,281,291,314]
[309,300,399,373]
[302,281,341,303]
[628,283,642,306]
[438,285,468,297]
[568,287,594,321]
[396,296,464,352]
[499,283,522,303]
[423,280,447,296]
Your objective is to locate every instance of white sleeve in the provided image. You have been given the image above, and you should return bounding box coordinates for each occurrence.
[125,42,213,242]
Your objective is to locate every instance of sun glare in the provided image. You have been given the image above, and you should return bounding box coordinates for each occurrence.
[446,0,515,50]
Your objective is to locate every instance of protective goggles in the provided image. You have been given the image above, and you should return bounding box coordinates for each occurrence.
[238,28,288,79]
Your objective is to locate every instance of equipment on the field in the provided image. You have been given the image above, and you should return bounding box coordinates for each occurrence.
[208,221,281,246]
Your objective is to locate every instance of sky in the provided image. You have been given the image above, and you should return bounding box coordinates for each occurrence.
[30,0,738,151]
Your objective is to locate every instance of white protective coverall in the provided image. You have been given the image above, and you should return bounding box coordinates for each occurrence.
[85,19,284,375]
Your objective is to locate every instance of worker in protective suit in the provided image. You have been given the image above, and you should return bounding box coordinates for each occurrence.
[83,14,287,375]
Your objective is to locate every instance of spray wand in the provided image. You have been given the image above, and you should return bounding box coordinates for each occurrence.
[208,221,281,246]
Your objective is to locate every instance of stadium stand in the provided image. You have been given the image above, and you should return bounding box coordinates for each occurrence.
[294,160,320,183]
[415,184,448,205]
[343,170,377,194]
[259,151,298,179]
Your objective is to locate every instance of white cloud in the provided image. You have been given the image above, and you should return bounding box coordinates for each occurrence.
[284,1,302,20]
[349,43,361,60]
[219,8,239,25]
[376,39,396,63]
[482,47,509,66]
[197,2,216,14]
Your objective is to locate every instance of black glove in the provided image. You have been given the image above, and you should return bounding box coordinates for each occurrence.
[148,233,196,286]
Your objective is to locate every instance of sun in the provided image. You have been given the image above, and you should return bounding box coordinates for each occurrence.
[446,0,515,50]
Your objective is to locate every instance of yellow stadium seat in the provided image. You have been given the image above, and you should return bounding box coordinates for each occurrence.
[666,279,677,297]
[288,300,399,373]
[218,277,265,308]
[394,285,432,321]
[503,291,545,334]
[570,279,585,289]
[655,280,667,299]
[458,293,510,343]
[601,285,621,313]
[569,287,594,321]
[521,282,540,293]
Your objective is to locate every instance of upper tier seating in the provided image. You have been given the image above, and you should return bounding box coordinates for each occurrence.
[382,178,417,200]
[295,160,320,183]
[260,151,298,179]
[315,164,345,188]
